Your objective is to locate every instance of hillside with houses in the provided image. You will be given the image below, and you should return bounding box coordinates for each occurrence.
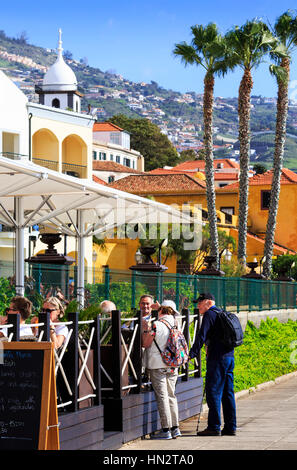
[1,30,297,169]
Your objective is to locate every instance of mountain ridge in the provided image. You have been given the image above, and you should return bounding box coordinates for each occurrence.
[1,29,297,170]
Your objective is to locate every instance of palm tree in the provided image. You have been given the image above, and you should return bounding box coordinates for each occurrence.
[263,11,297,278]
[174,23,229,268]
[224,20,276,264]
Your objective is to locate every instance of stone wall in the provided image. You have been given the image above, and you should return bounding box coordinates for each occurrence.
[238,309,297,330]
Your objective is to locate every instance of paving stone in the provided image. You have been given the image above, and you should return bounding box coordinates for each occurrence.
[120,374,297,452]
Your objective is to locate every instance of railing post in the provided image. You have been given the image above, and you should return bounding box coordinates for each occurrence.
[182,308,189,382]
[104,265,110,300]
[175,273,180,311]
[92,314,101,406]
[269,281,273,310]
[112,310,122,399]
[259,281,263,311]
[194,308,201,378]
[134,310,143,393]
[131,270,136,309]
[65,312,79,412]
[237,277,241,313]
[38,312,50,341]
[222,277,226,310]
[194,275,198,302]
[8,313,20,341]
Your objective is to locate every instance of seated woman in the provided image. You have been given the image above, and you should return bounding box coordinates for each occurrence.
[0,296,34,339]
[38,296,69,349]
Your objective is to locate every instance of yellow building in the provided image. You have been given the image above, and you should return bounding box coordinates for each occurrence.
[100,173,229,272]
[100,169,296,272]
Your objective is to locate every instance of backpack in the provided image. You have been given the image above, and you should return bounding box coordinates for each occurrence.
[153,319,189,367]
[215,309,244,349]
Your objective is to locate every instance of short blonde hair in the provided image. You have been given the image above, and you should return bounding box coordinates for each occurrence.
[44,296,65,318]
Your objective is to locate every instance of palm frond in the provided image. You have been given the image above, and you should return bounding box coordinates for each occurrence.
[269,64,289,84]
[191,23,219,52]
[173,42,204,67]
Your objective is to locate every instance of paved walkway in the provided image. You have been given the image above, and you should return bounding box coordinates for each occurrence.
[120,373,297,451]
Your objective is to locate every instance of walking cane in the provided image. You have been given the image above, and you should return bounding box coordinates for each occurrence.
[196,382,206,435]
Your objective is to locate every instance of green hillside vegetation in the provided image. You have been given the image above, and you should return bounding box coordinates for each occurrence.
[2,29,297,167]
[249,134,297,170]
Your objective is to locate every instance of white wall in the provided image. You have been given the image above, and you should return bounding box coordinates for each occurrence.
[0,71,29,157]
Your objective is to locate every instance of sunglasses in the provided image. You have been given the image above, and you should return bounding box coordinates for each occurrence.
[41,308,57,314]
[8,307,18,312]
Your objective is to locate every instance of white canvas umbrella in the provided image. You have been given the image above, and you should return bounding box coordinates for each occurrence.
[0,156,197,306]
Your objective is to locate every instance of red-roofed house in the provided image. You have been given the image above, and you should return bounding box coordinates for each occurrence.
[168,158,253,187]
[92,121,145,173]
[110,167,297,259]
[174,158,240,172]
[215,168,297,254]
[149,166,239,187]
[93,160,145,184]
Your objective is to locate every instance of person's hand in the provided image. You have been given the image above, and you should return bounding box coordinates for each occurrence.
[151,301,160,310]
[0,315,7,325]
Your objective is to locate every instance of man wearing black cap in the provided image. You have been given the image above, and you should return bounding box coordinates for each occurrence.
[190,293,236,436]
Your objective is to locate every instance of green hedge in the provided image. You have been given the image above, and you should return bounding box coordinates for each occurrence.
[199,318,297,393]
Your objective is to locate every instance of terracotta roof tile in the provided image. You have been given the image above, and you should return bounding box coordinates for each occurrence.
[93,122,123,132]
[174,159,240,171]
[109,173,206,194]
[93,161,144,173]
[92,175,107,185]
[248,168,297,185]
[217,168,297,192]
[149,168,238,181]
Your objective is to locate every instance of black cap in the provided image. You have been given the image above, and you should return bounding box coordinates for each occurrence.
[193,292,215,303]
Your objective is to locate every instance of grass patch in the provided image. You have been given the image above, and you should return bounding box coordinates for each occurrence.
[196,317,297,393]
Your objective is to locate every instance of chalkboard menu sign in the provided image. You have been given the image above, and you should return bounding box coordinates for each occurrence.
[0,342,59,450]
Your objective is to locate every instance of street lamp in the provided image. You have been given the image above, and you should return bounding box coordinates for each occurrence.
[222,248,232,262]
[135,249,143,265]
[158,238,168,265]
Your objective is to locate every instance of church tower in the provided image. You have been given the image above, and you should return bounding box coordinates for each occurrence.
[36,29,82,112]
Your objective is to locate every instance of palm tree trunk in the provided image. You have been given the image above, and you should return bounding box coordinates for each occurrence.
[203,72,219,267]
[263,58,290,278]
[237,68,253,264]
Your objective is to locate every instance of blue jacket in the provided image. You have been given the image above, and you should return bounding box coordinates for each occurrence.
[189,305,234,360]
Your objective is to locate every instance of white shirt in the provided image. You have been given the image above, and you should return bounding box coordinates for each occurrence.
[0,324,34,338]
[144,314,176,369]
[54,323,69,340]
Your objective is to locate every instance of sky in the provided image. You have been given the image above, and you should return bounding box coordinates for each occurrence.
[1,0,297,98]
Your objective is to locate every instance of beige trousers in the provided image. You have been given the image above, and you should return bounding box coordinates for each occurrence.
[148,367,179,429]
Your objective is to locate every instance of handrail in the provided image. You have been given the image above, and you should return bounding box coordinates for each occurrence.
[3,309,201,411]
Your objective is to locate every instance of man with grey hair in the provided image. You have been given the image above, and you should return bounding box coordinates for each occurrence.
[100,300,116,316]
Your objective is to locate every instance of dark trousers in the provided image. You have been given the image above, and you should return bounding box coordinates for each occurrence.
[205,356,236,432]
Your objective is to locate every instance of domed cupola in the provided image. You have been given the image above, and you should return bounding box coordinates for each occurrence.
[36,29,82,112]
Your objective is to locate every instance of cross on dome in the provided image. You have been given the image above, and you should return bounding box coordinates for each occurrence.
[58,28,63,58]
[42,29,77,92]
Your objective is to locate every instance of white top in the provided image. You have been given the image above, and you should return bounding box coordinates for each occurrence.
[54,322,69,340]
[144,314,176,369]
[0,324,34,338]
